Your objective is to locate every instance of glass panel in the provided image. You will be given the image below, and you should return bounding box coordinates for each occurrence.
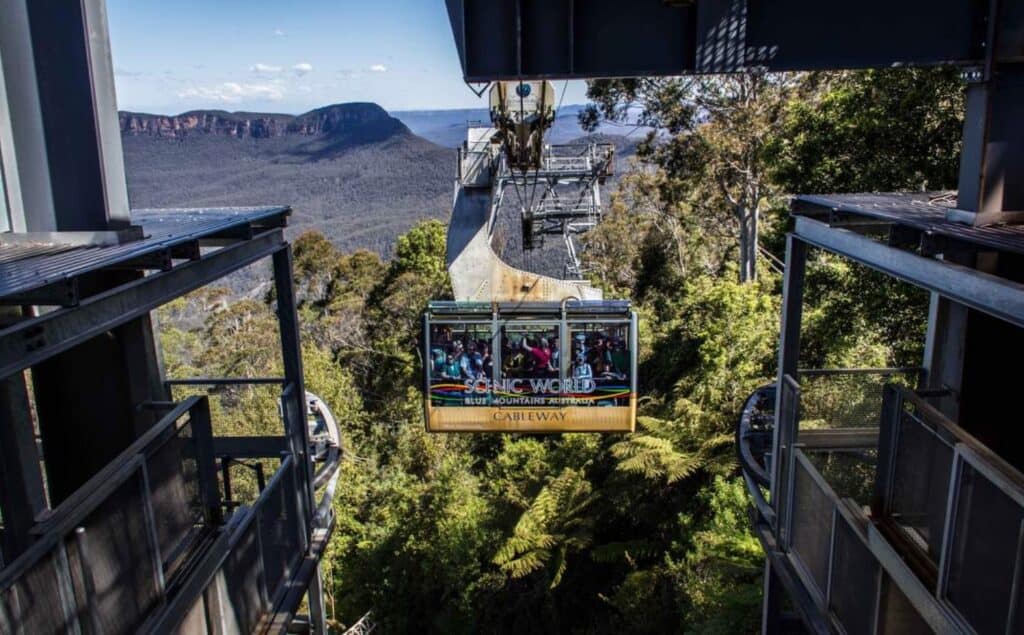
[567,321,631,406]
[799,371,910,431]
[66,472,161,634]
[259,463,302,603]
[495,322,561,406]
[829,516,879,635]
[944,462,1023,635]
[808,449,877,504]
[223,522,265,633]
[146,419,206,577]
[1,551,74,634]
[890,408,952,561]
[790,455,832,599]
[428,322,494,406]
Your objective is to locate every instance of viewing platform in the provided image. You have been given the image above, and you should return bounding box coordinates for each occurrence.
[0,207,339,633]
[741,190,1024,634]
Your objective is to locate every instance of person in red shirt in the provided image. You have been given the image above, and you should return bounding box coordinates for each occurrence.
[521,336,554,375]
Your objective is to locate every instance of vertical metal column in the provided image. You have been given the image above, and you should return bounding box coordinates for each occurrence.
[308,566,329,634]
[761,235,807,634]
[272,245,328,632]
[0,372,47,561]
[771,235,807,510]
[0,0,53,233]
[21,0,130,231]
[273,246,314,515]
[761,560,784,635]
[953,0,1024,225]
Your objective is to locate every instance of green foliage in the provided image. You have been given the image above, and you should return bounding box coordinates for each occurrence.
[674,477,764,635]
[768,68,964,194]
[584,74,800,282]
[154,66,964,633]
[610,431,701,484]
[494,468,597,588]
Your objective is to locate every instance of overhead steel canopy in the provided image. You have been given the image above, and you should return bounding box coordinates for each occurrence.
[445,0,987,81]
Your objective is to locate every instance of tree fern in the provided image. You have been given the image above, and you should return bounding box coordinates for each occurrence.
[493,468,598,588]
[610,433,702,483]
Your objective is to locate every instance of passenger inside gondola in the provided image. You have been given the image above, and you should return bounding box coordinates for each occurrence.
[429,321,631,406]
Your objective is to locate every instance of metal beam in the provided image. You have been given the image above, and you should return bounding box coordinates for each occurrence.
[0,229,285,379]
[211,436,288,459]
[447,0,986,81]
[795,216,1024,328]
[867,524,964,633]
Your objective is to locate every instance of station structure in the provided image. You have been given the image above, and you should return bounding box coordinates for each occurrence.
[0,0,339,631]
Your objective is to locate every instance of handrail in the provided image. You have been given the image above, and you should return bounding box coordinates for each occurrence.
[785,447,963,632]
[148,454,308,635]
[166,377,285,386]
[797,366,924,378]
[736,383,773,488]
[0,396,224,635]
[896,385,1024,490]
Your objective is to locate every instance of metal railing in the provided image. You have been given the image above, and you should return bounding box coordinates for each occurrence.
[457,139,496,187]
[876,386,1024,634]
[783,447,938,634]
[0,397,220,634]
[764,374,1024,633]
[540,143,615,176]
[150,377,337,634]
[771,369,921,538]
[0,377,334,634]
[212,455,305,633]
[797,367,923,433]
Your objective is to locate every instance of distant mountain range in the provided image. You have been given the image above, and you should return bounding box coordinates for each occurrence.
[121,102,639,264]
[121,103,453,256]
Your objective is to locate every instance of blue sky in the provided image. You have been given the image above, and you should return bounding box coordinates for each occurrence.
[107,0,589,114]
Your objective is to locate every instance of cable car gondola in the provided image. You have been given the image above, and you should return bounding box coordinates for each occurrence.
[424,300,637,432]
[425,80,637,433]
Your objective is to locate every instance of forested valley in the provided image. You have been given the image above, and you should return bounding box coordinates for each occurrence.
[158,69,964,633]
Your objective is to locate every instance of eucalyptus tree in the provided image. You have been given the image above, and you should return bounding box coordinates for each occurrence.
[582,73,799,282]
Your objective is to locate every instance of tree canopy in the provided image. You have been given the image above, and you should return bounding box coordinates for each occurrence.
[157,67,964,633]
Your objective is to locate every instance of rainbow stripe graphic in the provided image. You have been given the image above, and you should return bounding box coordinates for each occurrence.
[430,383,632,405]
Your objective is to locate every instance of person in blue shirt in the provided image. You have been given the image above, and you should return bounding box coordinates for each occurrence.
[442,353,462,379]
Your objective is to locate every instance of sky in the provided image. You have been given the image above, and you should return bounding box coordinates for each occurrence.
[107,0,590,115]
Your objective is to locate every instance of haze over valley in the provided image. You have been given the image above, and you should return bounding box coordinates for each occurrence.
[122,101,637,260]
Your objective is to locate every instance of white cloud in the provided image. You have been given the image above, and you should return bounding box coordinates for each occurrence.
[273,28,285,37]
[178,81,285,103]
[369,64,388,73]
[293,63,313,76]
[250,63,282,74]
[114,67,145,78]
